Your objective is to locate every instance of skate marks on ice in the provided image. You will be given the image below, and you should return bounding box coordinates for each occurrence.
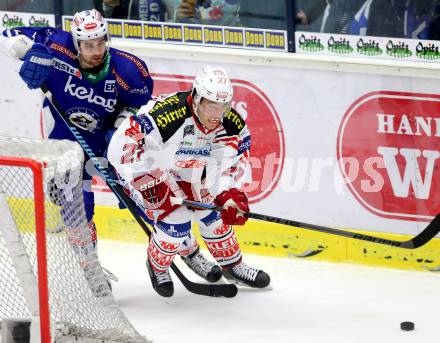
[100,240,440,343]
[288,248,324,258]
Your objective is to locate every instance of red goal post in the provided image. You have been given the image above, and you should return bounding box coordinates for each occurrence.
[0,136,148,343]
[0,156,50,343]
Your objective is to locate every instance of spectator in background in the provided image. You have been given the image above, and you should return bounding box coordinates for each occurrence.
[429,1,440,39]
[239,0,286,30]
[350,0,436,39]
[100,0,130,18]
[295,0,327,32]
[320,0,364,34]
[95,0,163,21]
[162,0,240,26]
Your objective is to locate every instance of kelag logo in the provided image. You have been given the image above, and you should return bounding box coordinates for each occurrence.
[153,73,285,204]
[337,91,440,221]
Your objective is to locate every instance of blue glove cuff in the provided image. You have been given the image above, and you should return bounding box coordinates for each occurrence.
[19,43,53,89]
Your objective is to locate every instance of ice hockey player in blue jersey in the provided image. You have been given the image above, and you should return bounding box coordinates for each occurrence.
[1,9,223,294]
[1,9,154,249]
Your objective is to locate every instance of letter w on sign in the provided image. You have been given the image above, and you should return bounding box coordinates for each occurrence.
[338,91,440,221]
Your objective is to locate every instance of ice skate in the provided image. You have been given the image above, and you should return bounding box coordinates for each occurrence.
[181,248,222,282]
[146,259,174,297]
[223,262,270,288]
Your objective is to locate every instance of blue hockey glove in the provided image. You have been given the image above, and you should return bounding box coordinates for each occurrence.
[19,43,53,89]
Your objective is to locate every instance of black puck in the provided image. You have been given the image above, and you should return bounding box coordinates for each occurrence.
[400,321,415,331]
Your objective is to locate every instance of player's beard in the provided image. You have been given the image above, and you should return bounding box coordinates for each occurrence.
[79,52,105,69]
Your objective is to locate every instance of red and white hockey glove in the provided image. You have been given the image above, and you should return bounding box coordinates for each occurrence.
[214,188,249,225]
[130,170,178,218]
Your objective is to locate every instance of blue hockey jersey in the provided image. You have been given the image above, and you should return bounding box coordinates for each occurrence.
[3,27,154,156]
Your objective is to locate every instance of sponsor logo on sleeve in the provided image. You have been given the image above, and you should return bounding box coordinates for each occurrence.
[133,114,155,134]
[49,42,76,60]
[238,135,251,155]
[52,58,82,79]
[130,85,150,94]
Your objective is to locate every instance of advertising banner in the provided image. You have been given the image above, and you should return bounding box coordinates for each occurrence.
[139,57,439,235]
[296,31,440,63]
[0,11,55,31]
[62,16,287,52]
[0,50,438,236]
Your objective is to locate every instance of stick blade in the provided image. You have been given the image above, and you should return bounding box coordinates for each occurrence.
[402,214,440,249]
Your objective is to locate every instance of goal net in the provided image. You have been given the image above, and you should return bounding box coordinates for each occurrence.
[0,136,148,343]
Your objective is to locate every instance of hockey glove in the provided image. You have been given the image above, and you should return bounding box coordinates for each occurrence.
[130,170,179,219]
[214,188,249,225]
[19,43,53,89]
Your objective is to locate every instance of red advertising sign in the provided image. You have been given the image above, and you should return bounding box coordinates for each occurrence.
[337,91,440,221]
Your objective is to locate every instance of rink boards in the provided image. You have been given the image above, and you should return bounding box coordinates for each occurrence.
[1,38,439,273]
[94,205,440,272]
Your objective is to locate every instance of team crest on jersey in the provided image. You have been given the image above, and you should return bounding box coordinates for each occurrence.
[183,125,194,137]
[66,107,101,131]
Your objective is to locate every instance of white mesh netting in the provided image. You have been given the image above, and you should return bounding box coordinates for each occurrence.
[0,136,149,343]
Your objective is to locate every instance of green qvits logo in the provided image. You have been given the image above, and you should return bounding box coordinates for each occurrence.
[327,36,353,54]
[386,40,412,58]
[415,42,440,60]
[357,38,382,56]
[2,14,24,28]
[29,16,49,27]
[298,34,324,52]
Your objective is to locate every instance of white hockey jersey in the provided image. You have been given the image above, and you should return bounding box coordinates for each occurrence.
[107,90,252,209]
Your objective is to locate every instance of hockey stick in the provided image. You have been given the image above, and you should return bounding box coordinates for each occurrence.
[40,86,237,298]
[170,198,440,250]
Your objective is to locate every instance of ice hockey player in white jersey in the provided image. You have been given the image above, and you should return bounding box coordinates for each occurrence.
[108,66,270,297]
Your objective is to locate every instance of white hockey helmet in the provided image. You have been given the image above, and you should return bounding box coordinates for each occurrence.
[192,66,234,119]
[71,9,110,53]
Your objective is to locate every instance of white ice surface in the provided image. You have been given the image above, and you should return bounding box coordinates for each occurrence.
[99,240,440,343]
